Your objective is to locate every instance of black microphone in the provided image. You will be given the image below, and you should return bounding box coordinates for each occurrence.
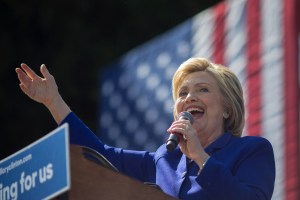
[166,111,194,151]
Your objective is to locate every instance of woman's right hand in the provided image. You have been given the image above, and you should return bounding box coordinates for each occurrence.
[16,63,71,124]
[16,63,59,106]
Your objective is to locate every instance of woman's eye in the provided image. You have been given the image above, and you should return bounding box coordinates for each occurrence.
[200,88,208,92]
[179,91,188,97]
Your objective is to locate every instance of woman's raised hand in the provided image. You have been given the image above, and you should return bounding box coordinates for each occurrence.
[16,63,71,124]
[16,63,59,106]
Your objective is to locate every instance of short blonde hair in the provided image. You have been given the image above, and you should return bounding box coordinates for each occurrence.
[172,57,245,137]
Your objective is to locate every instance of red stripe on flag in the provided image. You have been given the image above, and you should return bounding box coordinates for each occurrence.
[245,0,262,136]
[212,2,227,64]
[284,0,300,199]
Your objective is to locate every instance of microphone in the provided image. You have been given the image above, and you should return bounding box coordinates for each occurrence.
[166,111,194,151]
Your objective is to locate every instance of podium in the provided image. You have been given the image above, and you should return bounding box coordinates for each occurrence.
[61,145,176,200]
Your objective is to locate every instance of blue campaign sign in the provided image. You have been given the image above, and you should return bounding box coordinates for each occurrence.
[0,123,70,200]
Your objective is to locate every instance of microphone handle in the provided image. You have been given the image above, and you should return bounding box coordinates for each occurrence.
[166,133,180,151]
[166,113,192,151]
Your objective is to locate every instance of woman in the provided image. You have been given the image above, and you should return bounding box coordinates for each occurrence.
[15,57,275,199]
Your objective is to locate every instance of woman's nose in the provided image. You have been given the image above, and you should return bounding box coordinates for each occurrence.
[185,92,198,103]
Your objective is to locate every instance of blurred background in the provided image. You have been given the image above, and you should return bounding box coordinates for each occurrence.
[0,0,222,159]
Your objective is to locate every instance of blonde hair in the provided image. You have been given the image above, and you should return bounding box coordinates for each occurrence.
[172,57,245,137]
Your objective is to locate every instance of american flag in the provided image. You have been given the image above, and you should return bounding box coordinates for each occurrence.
[98,0,299,199]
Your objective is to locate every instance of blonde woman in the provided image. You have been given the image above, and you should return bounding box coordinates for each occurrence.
[16,57,275,199]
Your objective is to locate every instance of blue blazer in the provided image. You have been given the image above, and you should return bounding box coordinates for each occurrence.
[61,112,275,200]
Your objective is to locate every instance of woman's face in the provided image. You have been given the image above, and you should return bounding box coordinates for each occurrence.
[175,71,225,140]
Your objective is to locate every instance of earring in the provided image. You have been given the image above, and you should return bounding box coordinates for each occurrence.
[223,112,229,119]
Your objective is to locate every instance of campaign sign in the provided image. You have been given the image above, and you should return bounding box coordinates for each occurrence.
[0,123,70,200]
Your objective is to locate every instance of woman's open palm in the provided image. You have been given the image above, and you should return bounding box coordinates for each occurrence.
[16,63,59,106]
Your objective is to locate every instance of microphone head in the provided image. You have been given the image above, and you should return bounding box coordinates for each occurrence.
[178,111,194,124]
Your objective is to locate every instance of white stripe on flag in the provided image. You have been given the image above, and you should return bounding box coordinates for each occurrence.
[191,8,215,59]
[224,0,249,136]
[261,0,285,199]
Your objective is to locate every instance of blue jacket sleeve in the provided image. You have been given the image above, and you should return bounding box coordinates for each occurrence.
[60,112,156,183]
[197,137,275,200]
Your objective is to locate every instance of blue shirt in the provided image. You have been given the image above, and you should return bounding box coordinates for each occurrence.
[61,112,275,200]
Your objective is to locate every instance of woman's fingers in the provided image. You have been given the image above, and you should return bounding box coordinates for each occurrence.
[15,67,34,89]
[40,64,58,92]
[167,120,190,135]
[16,68,36,99]
[20,63,41,80]
[40,64,49,78]
[18,82,32,98]
[16,63,43,87]
[16,64,46,102]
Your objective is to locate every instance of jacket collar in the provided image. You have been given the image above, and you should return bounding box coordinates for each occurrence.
[204,132,233,155]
